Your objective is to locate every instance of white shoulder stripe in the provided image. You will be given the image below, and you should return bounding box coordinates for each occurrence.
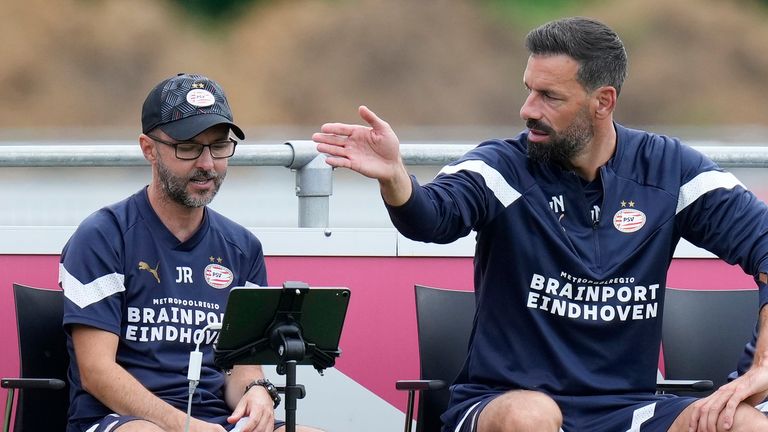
[59,263,126,308]
[438,160,522,207]
[676,171,745,214]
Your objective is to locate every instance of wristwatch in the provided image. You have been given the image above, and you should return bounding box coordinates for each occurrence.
[244,379,281,408]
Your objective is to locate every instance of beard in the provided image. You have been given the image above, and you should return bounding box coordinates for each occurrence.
[156,156,225,208]
[526,107,594,166]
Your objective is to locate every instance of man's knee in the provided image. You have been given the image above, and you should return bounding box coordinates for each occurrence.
[728,403,768,431]
[477,390,562,432]
[674,401,768,432]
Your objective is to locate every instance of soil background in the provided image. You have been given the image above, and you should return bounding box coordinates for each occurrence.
[2,0,767,141]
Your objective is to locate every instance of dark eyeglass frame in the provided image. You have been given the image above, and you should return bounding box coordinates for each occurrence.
[146,134,238,160]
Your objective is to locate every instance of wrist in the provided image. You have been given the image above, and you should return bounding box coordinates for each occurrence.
[159,410,188,432]
[244,379,281,409]
[380,166,412,207]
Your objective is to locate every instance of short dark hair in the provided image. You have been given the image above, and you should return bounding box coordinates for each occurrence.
[525,17,627,95]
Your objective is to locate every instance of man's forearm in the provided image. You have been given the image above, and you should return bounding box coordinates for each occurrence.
[747,304,768,405]
[225,365,266,409]
[83,362,187,431]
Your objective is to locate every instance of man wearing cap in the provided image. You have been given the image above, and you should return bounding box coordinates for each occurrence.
[59,73,321,432]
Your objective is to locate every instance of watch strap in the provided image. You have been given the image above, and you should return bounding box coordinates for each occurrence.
[244,378,281,408]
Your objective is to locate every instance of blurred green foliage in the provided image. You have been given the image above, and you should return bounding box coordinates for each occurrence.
[484,0,597,26]
[168,0,263,22]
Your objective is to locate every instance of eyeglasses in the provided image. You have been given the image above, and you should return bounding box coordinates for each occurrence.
[147,134,237,160]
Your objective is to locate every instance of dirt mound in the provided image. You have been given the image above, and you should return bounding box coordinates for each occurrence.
[593,0,768,126]
[1,0,766,137]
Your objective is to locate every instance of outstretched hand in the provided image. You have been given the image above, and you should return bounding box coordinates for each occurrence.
[314,106,413,206]
[313,106,403,181]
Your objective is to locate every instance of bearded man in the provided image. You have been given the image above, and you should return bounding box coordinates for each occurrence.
[313,17,768,432]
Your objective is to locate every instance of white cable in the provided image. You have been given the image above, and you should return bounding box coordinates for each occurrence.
[184,322,223,432]
[185,380,198,432]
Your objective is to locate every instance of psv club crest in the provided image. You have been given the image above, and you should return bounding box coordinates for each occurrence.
[613,200,646,233]
[204,263,233,289]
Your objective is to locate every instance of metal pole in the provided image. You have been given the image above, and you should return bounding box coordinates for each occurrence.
[285,360,297,432]
[3,142,768,168]
[3,388,14,432]
[287,141,333,228]
[403,389,414,432]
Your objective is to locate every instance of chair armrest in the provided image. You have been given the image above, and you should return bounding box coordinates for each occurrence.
[656,379,714,393]
[395,380,447,432]
[395,379,446,392]
[1,378,66,390]
[2,378,67,432]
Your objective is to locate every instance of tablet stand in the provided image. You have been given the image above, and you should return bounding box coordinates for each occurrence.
[215,281,345,432]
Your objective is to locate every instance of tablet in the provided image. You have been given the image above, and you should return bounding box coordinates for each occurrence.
[214,285,350,369]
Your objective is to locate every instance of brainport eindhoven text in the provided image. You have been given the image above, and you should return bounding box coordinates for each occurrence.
[526,272,660,322]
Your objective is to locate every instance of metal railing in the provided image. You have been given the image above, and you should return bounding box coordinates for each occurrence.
[3,140,768,167]
[2,140,768,227]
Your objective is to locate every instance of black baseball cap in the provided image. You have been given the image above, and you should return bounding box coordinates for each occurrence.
[141,73,245,140]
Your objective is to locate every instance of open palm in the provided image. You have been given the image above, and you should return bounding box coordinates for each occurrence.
[313,106,402,181]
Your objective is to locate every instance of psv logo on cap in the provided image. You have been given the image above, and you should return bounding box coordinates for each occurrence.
[186,88,216,107]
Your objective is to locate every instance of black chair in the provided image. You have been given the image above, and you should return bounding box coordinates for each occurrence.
[660,287,758,396]
[396,285,475,432]
[1,283,69,432]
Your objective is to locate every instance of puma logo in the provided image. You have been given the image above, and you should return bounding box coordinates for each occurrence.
[138,261,160,283]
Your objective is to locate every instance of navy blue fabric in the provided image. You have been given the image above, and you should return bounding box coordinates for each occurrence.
[79,414,286,431]
[82,414,142,432]
[454,392,695,432]
[386,123,768,430]
[61,187,268,431]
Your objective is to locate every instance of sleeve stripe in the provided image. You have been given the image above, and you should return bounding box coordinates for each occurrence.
[59,263,126,308]
[676,171,746,214]
[438,160,522,207]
